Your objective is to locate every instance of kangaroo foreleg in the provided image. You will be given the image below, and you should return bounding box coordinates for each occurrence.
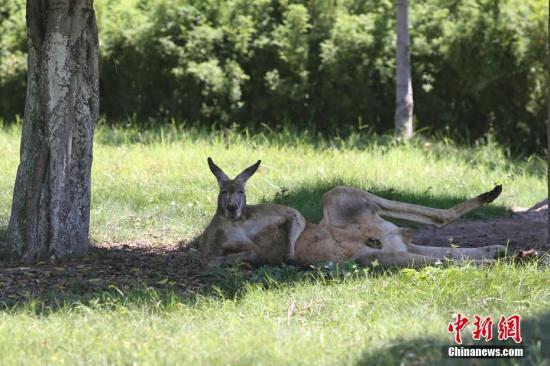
[286,212,306,260]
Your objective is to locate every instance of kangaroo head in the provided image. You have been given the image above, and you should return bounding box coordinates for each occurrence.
[207,157,261,220]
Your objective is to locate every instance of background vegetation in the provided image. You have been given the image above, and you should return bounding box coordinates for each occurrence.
[1,0,548,154]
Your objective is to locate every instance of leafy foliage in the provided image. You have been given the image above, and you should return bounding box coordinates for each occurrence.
[0,0,547,153]
[0,0,25,119]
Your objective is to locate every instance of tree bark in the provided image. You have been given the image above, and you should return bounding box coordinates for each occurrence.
[395,0,413,140]
[5,0,99,262]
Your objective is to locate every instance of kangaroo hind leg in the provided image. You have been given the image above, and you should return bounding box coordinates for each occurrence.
[321,185,502,228]
[374,185,502,227]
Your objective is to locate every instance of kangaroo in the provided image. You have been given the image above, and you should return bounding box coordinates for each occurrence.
[200,158,506,268]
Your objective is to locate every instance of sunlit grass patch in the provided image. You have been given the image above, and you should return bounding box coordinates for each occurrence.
[0,261,548,365]
[2,122,544,243]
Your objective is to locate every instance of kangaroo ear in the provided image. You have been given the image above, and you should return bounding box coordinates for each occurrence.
[207,157,229,183]
[235,160,261,183]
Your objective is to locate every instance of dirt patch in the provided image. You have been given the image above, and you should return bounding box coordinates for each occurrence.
[414,200,549,252]
[0,240,208,305]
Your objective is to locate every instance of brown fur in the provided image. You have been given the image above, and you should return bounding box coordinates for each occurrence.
[200,159,506,268]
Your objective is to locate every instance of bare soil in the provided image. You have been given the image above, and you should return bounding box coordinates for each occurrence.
[414,200,549,252]
[0,240,207,305]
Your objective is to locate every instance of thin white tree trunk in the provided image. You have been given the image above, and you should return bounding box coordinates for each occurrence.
[395,0,413,139]
[5,0,99,262]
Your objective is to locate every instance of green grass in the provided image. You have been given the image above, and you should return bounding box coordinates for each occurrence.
[0,122,548,365]
[0,263,549,365]
[0,122,546,243]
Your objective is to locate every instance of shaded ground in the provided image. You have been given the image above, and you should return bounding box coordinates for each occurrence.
[0,202,547,305]
[0,240,208,304]
[414,201,548,252]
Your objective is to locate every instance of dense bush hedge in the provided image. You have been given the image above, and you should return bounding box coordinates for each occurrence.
[0,0,547,153]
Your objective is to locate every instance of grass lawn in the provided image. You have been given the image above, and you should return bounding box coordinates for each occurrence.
[0,123,548,365]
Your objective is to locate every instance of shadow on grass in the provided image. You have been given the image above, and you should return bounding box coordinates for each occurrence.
[0,182,512,313]
[0,241,211,311]
[0,240,385,313]
[264,179,511,226]
[356,311,550,365]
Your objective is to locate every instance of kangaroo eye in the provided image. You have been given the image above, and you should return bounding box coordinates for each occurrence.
[239,191,244,194]
[221,191,227,195]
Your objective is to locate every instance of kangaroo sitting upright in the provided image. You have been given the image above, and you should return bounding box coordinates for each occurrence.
[200,158,505,268]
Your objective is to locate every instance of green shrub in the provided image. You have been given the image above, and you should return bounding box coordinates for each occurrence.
[0,0,26,120]
[0,0,547,153]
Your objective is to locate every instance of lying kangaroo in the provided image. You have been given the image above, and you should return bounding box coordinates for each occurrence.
[200,158,506,268]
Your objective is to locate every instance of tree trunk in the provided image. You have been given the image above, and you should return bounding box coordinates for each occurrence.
[5,0,99,262]
[395,0,413,140]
